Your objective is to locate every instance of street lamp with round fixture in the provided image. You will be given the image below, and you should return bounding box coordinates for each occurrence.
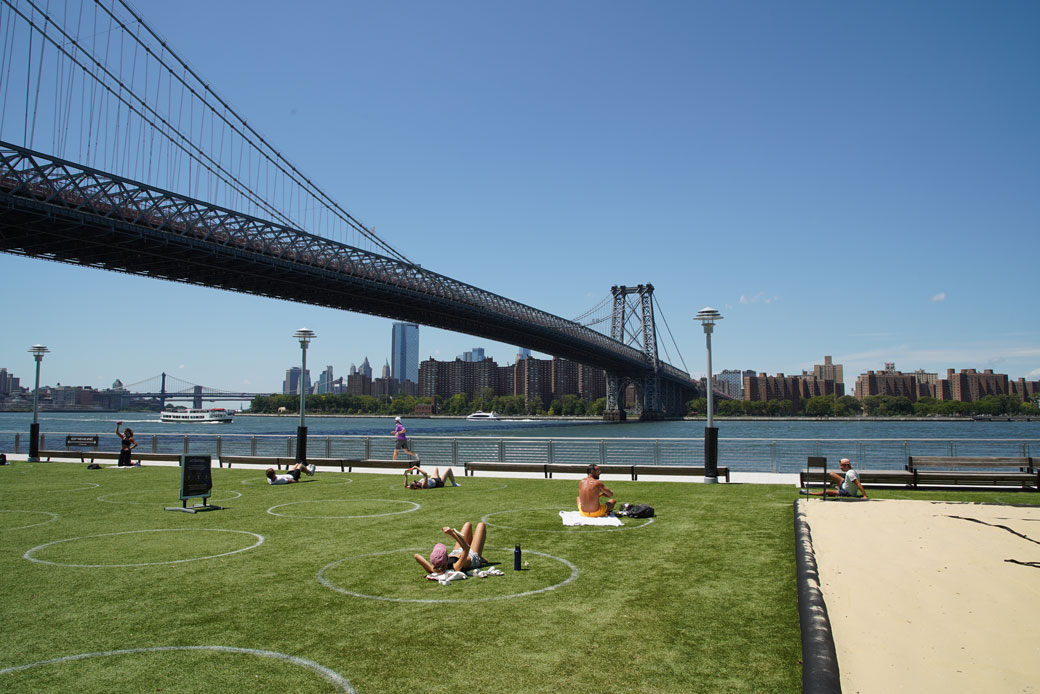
[694,308,722,483]
[27,344,49,462]
[293,329,315,464]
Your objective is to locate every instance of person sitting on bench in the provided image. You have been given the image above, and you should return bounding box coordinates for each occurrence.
[266,462,315,485]
[577,464,616,517]
[810,458,868,499]
[404,465,459,489]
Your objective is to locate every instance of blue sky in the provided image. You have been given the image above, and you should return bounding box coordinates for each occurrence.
[1,0,1038,395]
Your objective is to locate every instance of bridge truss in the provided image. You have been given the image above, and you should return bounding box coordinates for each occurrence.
[0,142,700,416]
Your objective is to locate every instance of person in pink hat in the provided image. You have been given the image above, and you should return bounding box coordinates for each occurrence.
[413,522,488,575]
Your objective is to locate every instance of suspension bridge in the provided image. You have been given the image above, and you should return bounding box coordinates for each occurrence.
[120,373,272,408]
[0,0,708,419]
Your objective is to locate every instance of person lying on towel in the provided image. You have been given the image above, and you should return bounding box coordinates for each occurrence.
[577,464,617,517]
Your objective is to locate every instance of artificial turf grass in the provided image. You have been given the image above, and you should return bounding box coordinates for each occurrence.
[18,464,1037,692]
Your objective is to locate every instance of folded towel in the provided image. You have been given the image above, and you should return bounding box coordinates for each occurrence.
[559,510,623,526]
[426,570,468,585]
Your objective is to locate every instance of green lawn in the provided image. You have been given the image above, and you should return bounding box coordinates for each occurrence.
[1,462,1034,692]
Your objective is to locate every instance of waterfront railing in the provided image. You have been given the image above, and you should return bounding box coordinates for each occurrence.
[2,432,1036,474]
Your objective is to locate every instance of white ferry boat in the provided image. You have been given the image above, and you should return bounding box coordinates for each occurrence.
[160,407,234,423]
[466,411,501,421]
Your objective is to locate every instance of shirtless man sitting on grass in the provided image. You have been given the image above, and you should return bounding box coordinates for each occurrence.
[577,464,616,517]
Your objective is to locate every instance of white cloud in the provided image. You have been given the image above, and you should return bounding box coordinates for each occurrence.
[739,291,779,305]
[931,292,946,302]
[1028,367,1040,379]
[178,364,186,369]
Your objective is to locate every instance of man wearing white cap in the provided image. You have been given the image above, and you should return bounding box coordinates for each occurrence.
[391,416,416,461]
[811,458,868,499]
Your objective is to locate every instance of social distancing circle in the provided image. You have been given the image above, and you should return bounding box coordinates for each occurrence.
[267,499,419,519]
[0,646,354,693]
[0,481,100,493]
[481,507,655,532]
[0,509,60,531]
[97,489,242,505]
[318,546,578,603]
[23,528,264,567]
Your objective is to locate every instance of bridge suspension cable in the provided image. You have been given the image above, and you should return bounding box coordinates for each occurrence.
[0,0,414,265]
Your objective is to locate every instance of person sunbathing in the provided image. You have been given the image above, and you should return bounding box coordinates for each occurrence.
[577,464,616,517]
[266,462,314,485]
[414,522,487,574]
[404,465,459,489]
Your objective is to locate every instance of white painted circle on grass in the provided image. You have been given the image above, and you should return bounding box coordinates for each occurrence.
[0,509,60,531]
[0,645,354,692]
[481,507,655,532]
[1,482,100,493]
[97,490,242,505]
[23,528,264,567]
[267,499,419,519]
[317,547,578,603]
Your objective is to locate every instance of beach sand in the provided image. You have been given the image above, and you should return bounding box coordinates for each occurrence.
[802,498,1040,693]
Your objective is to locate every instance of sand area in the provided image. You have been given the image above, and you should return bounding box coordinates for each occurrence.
[802,498,1040,693]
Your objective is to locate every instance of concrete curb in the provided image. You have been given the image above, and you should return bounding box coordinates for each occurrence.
[794,499,841,693]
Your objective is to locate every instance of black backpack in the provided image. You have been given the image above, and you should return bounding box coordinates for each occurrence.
[627,503,655,518]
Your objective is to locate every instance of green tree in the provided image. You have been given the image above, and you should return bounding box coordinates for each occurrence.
[832,395,862,417]
[587,397,607,416]
[804,396,834,417]
[717,400,745,416]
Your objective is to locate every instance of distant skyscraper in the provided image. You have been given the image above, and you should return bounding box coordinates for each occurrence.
[283,366,310,395]
[459,347,486,362]
[359,356,373,379]
[516,347,531,362]
[391,322,419,383]
[316,365,334,394]
[381,360,391,379]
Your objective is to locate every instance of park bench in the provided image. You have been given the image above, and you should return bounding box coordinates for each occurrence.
[464,461,729,481]
[464,461,550,477]
[218,455,414,473]
[631,465,730,482]
[799,468,914,490]
[39,449,182,465]
[905,456,1037,491]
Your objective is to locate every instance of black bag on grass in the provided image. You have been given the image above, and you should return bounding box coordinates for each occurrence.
[86,463,101,470]
[626,503,655,518]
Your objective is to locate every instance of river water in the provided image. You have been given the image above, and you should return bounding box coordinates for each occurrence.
[3,412,1038,473]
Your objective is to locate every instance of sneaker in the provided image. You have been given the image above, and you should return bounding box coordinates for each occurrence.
[133,462,142,467]
[306,464,315,476]
[451,481,460,487]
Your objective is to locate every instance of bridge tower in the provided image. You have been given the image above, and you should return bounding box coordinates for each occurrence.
[604,284,665,422]
[160,372,167,411]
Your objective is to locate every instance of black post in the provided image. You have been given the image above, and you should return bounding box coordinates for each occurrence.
[704,426,718,483]
[29,422,40,462]
[296,425,308,464]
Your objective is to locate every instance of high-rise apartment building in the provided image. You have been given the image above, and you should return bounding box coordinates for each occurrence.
[718,369,754,399]
[813,356,844,387]
[391,322,419,383]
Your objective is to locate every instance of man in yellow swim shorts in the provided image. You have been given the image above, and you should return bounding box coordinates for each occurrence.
[577,464,617,517]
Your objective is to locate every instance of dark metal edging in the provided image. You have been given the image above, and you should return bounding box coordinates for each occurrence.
[794,499,842,693]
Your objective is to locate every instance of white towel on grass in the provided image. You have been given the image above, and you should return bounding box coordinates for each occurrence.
[559,511,623,526]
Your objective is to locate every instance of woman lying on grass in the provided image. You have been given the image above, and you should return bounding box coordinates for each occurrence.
[414,522,487,574]
[404,465,459,489]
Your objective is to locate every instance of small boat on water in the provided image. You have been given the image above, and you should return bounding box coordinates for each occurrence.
[161,407,234,423]
[466,411,501,421]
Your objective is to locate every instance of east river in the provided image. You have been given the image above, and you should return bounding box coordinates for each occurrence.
[2,412,1038,473]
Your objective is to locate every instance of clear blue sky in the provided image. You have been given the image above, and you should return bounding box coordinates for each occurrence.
[2,0,1038,395]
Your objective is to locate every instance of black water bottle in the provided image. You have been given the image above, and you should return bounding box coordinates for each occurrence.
[514,543,521,570]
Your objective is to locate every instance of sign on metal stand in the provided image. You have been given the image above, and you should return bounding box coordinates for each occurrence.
[165,454,223,513]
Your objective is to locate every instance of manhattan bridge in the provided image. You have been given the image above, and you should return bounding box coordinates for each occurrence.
[0,0,706,419]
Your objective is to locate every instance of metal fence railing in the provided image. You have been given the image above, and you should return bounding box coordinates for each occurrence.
[3,432,1036,474]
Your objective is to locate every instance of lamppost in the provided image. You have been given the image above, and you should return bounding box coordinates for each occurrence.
[695,308,722,483]
[293,329,315,464]
[27,344,49,462]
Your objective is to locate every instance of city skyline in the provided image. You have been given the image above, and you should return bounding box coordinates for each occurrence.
[1,1,1037,394]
